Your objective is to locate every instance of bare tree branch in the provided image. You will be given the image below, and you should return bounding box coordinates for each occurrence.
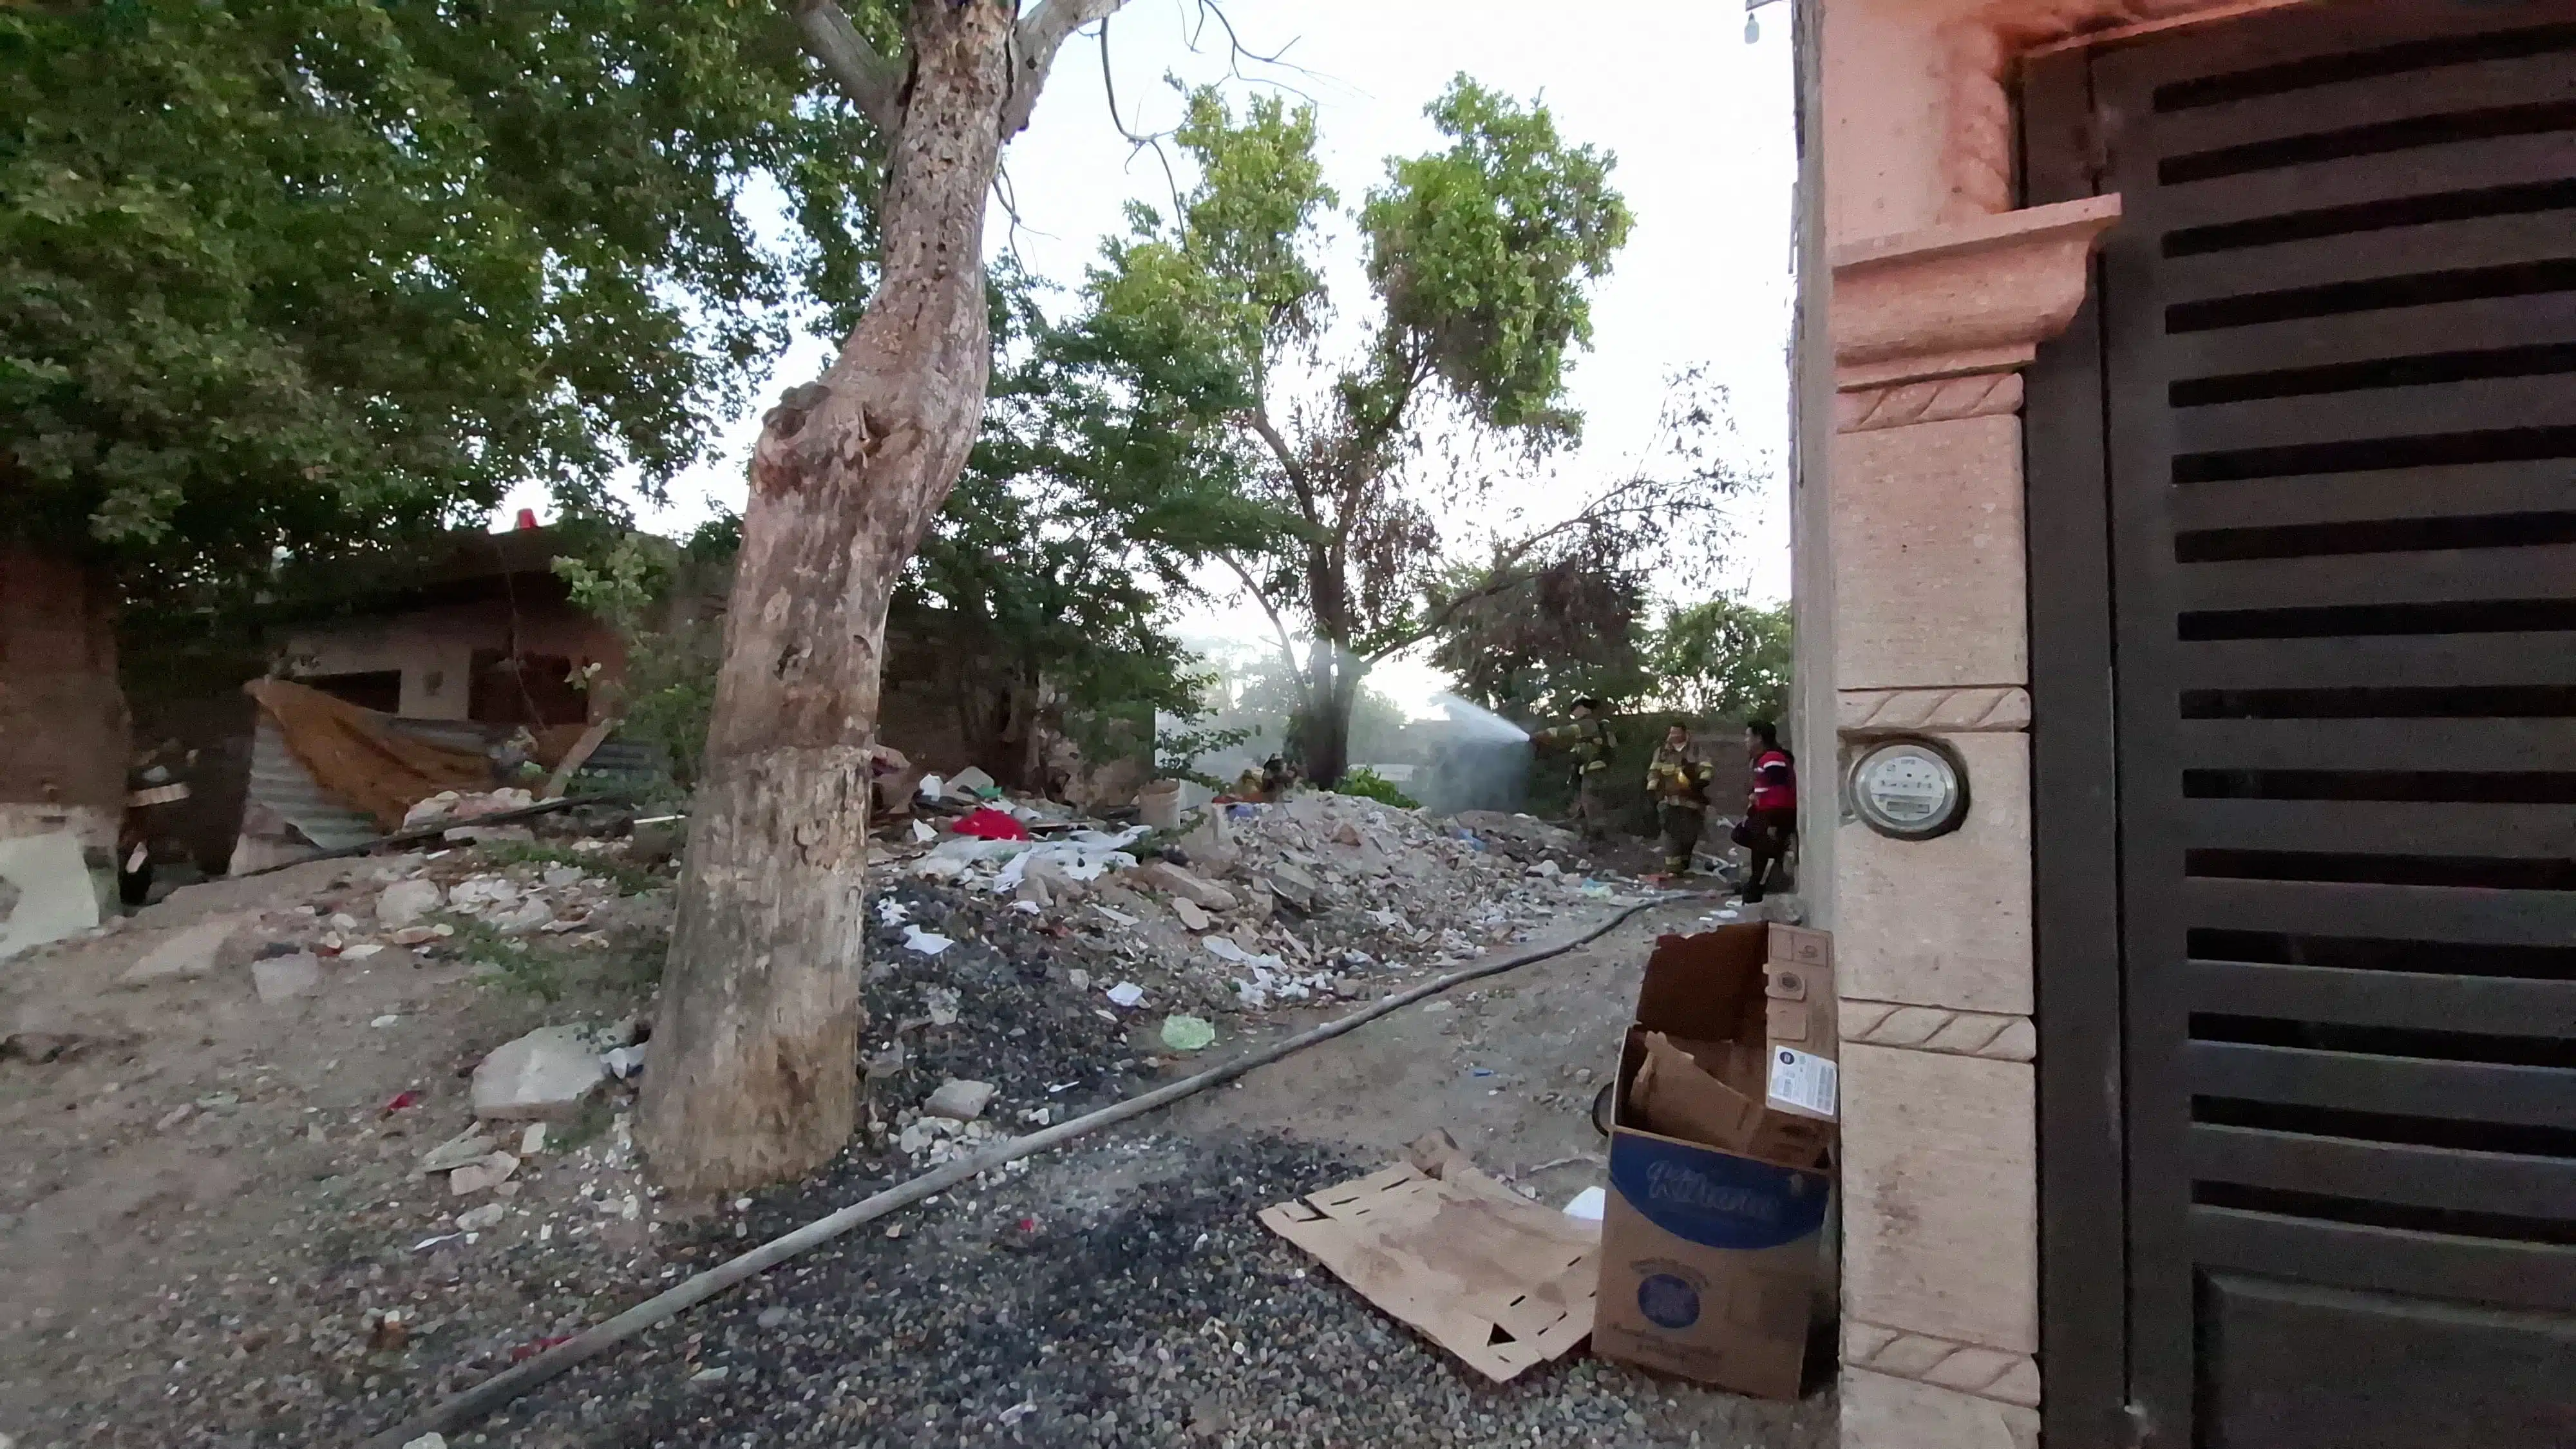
[788,0,904,133]
[1003,0,1132,137]
[1098,17,1187,223]
[1220,551,1303,676]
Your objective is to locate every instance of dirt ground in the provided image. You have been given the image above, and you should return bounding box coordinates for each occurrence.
[0,833,1831,1449]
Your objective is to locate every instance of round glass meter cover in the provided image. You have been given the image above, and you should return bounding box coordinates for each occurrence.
[1850,741,1965,838]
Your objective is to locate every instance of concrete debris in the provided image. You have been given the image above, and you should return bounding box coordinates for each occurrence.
[519,1123,547,1155]
[1133,862,1237,913]
[1170,897,1212,932]
[453,1202,506,1233]
[416,1130,499,1175]
[922,1079,997,1122]
[115,914,249,988]
[471,1025,608,1121]
[402,788,535,829]
[1104,981,1146,1009]
[447,1151,521,1195]
[601,1044,646,1080]
[250,952,323,1003]
[491,897,555,936]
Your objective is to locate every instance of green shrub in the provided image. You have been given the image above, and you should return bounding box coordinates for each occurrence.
[1335,767,1421,810]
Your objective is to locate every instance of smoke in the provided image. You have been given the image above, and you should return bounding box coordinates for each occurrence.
[1411,694,1534,815]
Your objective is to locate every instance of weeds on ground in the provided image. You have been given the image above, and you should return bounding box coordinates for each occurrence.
[440,914,565,1003]
[478,840,667,896]
[1335,766,1422,810]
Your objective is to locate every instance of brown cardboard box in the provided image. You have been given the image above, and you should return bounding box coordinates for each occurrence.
[1595,925,1837,1399]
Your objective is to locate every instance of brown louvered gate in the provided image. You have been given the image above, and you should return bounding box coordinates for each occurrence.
[2023,3,2576,1446]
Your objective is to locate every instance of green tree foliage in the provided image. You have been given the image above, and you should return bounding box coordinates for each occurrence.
[900,269,1293,781]
[0,0,883,607]
[1654,595,1793,723]
[1070,79,1636,783]
[1429,545,1651,721]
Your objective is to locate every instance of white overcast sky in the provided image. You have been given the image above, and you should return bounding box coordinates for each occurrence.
[499,0,1795,716]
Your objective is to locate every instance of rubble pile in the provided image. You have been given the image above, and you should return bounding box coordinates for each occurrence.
[877,791,1638,1030]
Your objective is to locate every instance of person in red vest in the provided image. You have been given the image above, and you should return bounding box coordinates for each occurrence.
[1737,718,1798,904]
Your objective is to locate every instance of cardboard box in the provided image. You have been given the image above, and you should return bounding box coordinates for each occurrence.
[1595,925,1837,1399]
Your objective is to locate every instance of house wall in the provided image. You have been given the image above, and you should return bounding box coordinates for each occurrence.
[281,595,621,723]
[1813,3,2304,1443]
[0,545,128,853]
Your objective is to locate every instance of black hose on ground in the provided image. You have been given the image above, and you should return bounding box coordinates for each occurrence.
[355,893,1696,1448]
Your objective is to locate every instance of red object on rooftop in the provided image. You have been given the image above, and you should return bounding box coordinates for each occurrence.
[515,508,539,531]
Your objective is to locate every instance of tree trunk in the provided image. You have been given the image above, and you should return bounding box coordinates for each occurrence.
[639,3,1014,1197]
[0,544,129,855]
[1296,639,1361,788]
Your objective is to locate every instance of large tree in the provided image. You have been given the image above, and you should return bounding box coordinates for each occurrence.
[641,0,1144,1195]
[1072,82,1649,784]
[1654,594,1794,724]
[0,0,878,835]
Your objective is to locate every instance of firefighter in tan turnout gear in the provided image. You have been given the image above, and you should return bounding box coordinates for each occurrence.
[1531,697,1616,841]
[1645,721,1716,876]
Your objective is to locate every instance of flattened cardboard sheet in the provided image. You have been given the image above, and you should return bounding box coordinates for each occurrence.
[1259,1132,1598,1382]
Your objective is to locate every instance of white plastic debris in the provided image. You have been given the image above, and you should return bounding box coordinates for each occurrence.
[1104,981,1146,1009]
[901,925,954,956]
[1562,1186,1607,1221]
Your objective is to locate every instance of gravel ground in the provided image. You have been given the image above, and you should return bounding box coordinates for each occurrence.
[397,1130,1831,1449]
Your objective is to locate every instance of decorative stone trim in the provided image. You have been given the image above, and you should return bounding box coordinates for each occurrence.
[1846,1320,2043,1408]
[1836,372,2024,433]
[1832,197,2122,397]
[1839,687,2031,734]
[1841,1001,2038,1062]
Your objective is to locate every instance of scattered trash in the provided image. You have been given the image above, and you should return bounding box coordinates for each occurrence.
[379,1090,422,1117]
[602,1044,647,1080]
[1104,981,1145,1009]
[900,925,954,956]
[951,806,1031,842]
[1159,1015,1216,1052]
[911,819,936,844]
[1260,1132,1597,1383]
[1561,1186,1606,1221]
[369,1014,402,1028]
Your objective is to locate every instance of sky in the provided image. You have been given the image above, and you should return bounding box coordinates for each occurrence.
[497,0,1796,717]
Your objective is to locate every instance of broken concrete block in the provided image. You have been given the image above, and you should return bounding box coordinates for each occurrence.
[491,898,554,936]
[471,1025,607,1121]
[1266,862,1323,913]
[453,1202,506,1233]
[947,765,998,799]
[1170,897,1212,932]
[250,952,322,1003]
[448,1151,521,1195]
[417,1130,499,1175]
[922,1079,997,1122]
[1135,862,1238,913]
[116,914,249,988]
[376,878,444,929]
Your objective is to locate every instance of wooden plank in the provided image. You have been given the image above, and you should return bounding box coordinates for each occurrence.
[2147,131,2576,232]
[2164,292,2576,380]
[2152,52,2576,158]
[2188,1039,2576,1125]
[2184,960,2576,1039]
[2183,876,2576,948]
[2193,1205,2576,1311]
[2174,460,2576,531]
[2175,540,2576,610]
[2179,716,2576,773]
[2180,798,2576,858]
[2175,633,2576,692]
[2190,1122,2576,1218]
[2171,375,2576,457]
[2162,209,2576,304]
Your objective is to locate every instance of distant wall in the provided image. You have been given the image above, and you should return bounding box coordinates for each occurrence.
[0,545,128,852]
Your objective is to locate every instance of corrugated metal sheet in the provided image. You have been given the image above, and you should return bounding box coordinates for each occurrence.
[245,717,379,849]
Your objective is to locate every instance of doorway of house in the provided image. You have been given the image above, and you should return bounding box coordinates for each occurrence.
[2023,3,2576,1445]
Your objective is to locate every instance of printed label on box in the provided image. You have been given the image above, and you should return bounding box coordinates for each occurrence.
[1767,1047,1838,1119]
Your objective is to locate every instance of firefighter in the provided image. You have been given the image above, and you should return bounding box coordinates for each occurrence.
[1737,718,1799,903]
[1532,697,1616,841]
[1645,720,1715,876]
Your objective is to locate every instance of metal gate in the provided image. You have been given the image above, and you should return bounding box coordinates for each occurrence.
[2023,4,2576,1445]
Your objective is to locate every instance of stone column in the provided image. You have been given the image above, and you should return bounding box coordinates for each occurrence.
[1824,197,2116,1449]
